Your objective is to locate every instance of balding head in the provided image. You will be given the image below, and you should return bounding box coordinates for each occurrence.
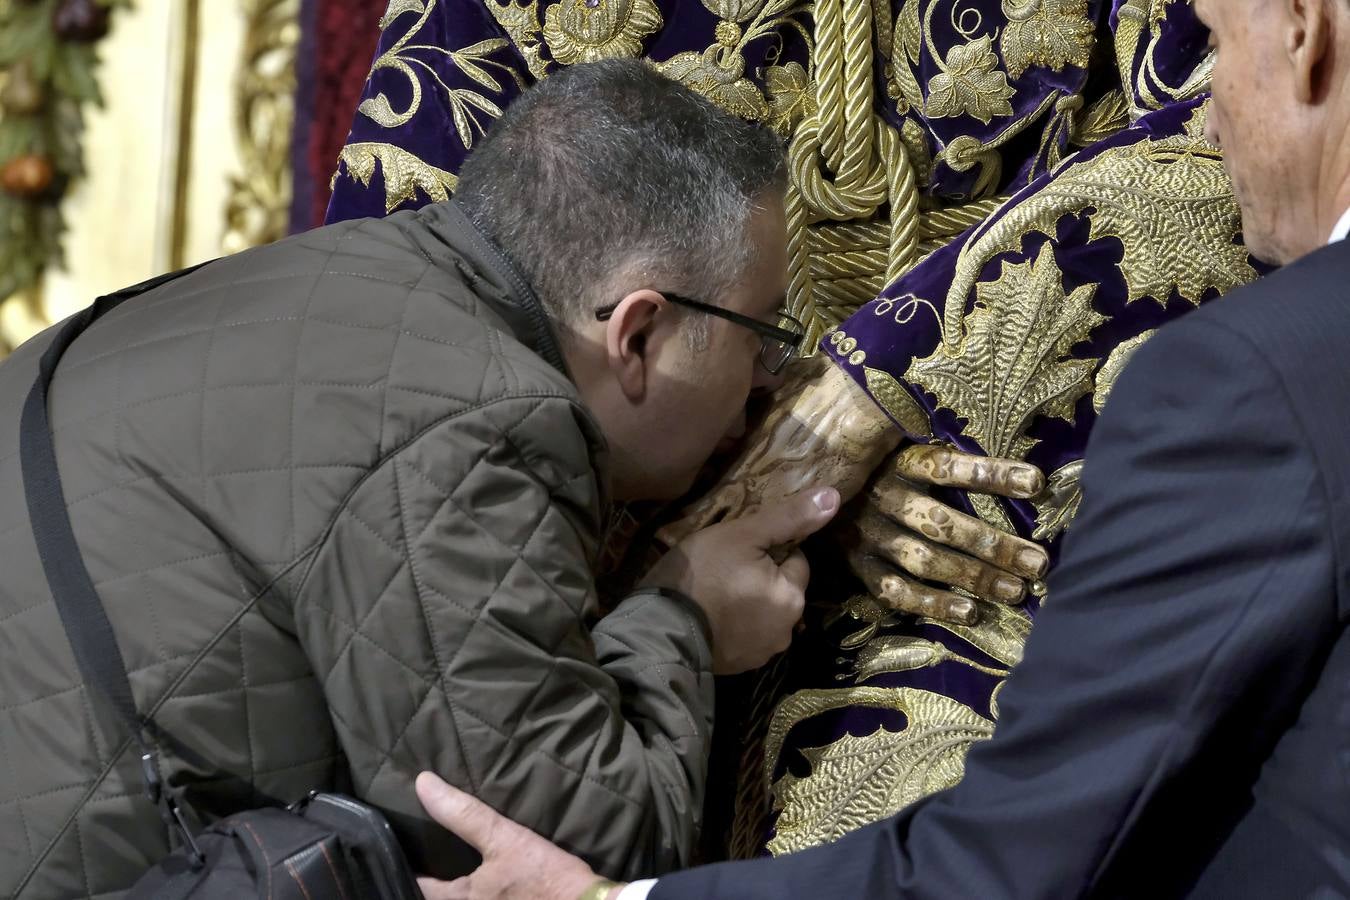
[1197,0,1350,263]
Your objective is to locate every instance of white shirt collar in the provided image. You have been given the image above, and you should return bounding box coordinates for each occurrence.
[1330,207,1350,244]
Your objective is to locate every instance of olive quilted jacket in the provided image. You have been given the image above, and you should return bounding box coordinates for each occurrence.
[0,201,714,898]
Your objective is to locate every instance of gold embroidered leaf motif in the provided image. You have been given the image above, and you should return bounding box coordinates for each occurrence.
[888,0,926,113]
[941,126,1254,344]
[863,366,933,439]
[334,142,459,213]
[919,596,1032,668]
[841,635,1011,681]
[380,0,428,29]
[486,0,549,79]
[764,62,814,135]
[658,49,769,120]
[702,0,766,22]
[1071,89,1131,147]
[910,244,1106,460]
[542,0,663,64]
[1093,328,1156,413]
[768,688,995,855]
[1032,458,1084,541]
[925,36,1016,125]
[999,0,1096,79]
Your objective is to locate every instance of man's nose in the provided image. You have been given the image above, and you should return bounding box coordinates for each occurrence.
[1205,113,1222,148]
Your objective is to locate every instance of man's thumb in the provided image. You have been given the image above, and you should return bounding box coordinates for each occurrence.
[415,771,495,852]
[742,487,840,549]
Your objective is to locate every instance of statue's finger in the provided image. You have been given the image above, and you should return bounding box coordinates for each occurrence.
[869,482,1049,580]
[847,548,979,625]
[894,444,1045,498]
[857,509,1026,605]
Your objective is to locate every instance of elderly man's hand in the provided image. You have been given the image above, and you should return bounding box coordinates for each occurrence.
[845,444,1050,625]
[413,772,620,900]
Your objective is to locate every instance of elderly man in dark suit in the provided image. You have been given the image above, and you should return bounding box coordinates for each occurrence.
[411,0,1350,896]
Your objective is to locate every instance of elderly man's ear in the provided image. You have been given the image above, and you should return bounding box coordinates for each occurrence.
[602,289,666,402]
[1286,0,1334,104]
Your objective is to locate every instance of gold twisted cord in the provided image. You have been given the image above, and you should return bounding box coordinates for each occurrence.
[789,116,889,221]
[812,0,847,175]
[921,196,1007,237]
[809,221,890,253]
[813,274,886,309]
[882,121,920,281]
[837,0,876,193]
[784,179,818,337]
[809,247,890,280]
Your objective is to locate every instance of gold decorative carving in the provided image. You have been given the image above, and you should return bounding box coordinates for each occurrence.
[911,244,1106,460]
[334,143,459,214]
[1032,458,1084,541]
[222,0,301,254]
[766,687,995,855]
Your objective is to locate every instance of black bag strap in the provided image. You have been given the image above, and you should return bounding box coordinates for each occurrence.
[19,261,214,863]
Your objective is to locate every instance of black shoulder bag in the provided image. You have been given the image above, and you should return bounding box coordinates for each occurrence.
[19,267,424,900]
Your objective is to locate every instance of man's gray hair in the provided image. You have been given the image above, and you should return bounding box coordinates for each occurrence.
[454,59,788,337]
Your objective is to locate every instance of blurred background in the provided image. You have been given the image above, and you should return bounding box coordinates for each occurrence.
[0,0,383,358]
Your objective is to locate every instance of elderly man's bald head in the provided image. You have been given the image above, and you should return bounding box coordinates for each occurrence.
[1197,0,1350,263]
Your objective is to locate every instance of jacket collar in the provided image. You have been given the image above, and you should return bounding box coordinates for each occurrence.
[414,200,572,379]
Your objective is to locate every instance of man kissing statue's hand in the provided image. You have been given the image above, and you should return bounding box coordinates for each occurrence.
[659,360,1048,627]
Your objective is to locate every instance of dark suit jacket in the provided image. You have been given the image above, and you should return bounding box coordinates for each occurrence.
[655,240,1350,899]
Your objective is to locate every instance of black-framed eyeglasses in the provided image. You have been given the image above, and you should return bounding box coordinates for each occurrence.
[595,292,805,375]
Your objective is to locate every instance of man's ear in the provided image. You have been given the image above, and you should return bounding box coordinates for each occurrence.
[603,289,666,402]
[1287,0,1332,104]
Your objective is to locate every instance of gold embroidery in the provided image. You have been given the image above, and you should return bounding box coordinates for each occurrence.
[334,142,459,212]
[863,366,934,439]
[766,687,995,855]
[764,62,814,136]
[999,0,1095,80]
[838,635,1011,682]
[1032,458,1084,540]
[658,49,769,120]
[925,35,1016,124]
[1071,89,1130,147]
[361,2,520,146]
[941,113,1254,345]
[702,0,767,21]
[918,595,1031,668]
[910,245,1106,460]
[1093,328,1156,413]
[485,0,551,79]
[541,0,663,64]
[830,592,902,649]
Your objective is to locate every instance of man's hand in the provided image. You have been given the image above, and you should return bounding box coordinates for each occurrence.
[642,487,841,674]
[846,444,1050,625]
[413,772,617,900]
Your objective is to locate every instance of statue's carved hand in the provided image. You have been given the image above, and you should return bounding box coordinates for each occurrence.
[657,359,901,547]
[845,444,1050,625]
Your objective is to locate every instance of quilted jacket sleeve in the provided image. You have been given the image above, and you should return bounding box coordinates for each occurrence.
[291,392,714,881]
